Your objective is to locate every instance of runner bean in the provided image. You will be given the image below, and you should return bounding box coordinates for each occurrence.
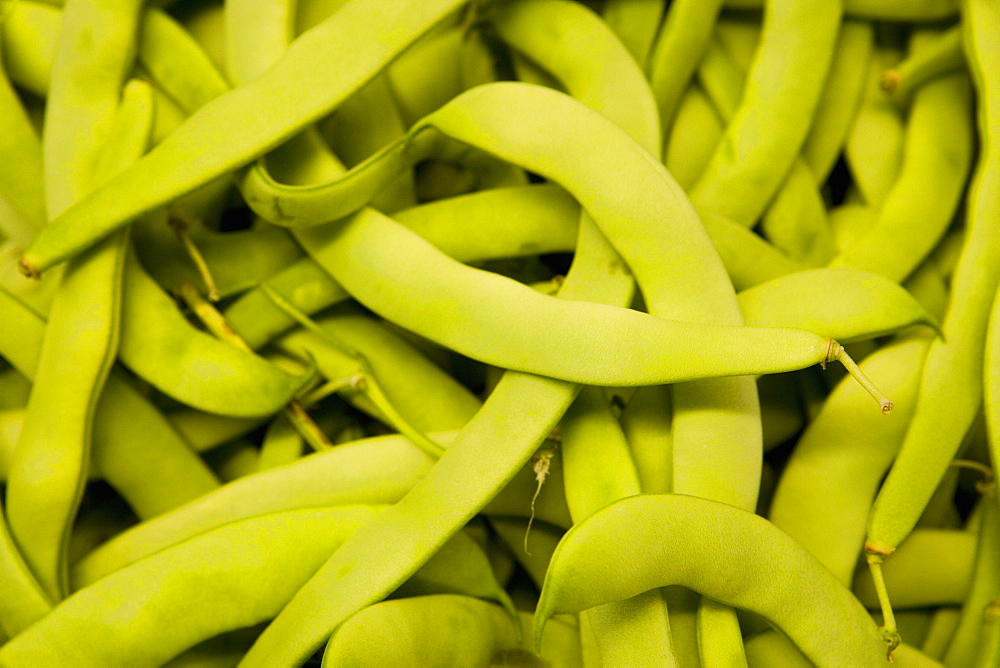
[321,595,521,666]
[0,506,381,665]
[648,0,725,132]
[832,33,974,283]
[723,0,957,20]
[17,0,470,278]
[881,25,964,98]
[801,19,874,183]
[71,433,444,586]
[688,0,841,227]
[866,0,1000,577]
[601,0,664,69]
[561,386,674,666]
[769,334,930,585]
[737,268,938,342]
[6,2,145,601]
[943,490,1000,666]
[117,249,310,417]
[852,529,977,609]
[846,45,906,207]
[535,494,888,665]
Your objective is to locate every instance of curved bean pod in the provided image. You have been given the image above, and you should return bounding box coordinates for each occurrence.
[648,0,725,131]
[0,284,220,521]
[846,46,906,208]
[6,4,145,601]
[881,25,964,98]
[71,432,442,587]
[297,206,836,386]
[737,268,938,343]
[620,385,673,495]
[831,37,974,283]
[322,595,521,666]
[223,184,580,350]
[132,219,303,299]
[664,84,724,190]
[0,495,51,638]
[561,387,674,666]
[0,506,380,666]
[0,34,44,245]
[490,0,660,156]
[866,0,1000,557]
[601,0,664,69]
[117,250,310,417]
[722,0,957,20]
[801,19,874,183]
[768,334,930,585]
[17,0,469,277]
[943,492,1000,666]
[535,494,888,665]
[688,0,842,227]
[852,529,976,609]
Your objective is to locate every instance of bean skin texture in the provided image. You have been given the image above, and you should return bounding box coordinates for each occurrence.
[0,507,381,666]
[5,3,146,601]
[17,0,469,278]
[866,0,1000,556]
[535,494,888,666]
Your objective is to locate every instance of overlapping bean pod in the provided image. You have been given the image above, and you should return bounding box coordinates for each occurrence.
[0,0,995,664]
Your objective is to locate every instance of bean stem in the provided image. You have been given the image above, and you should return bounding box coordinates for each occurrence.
[259,283,445,458]
[826,340,894,414]
[177,282,333,451]
[864,549,901,659]
[169,215,220,302]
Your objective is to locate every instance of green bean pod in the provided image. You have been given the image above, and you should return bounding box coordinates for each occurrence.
[223,184,579,351]
[601,0,664,69]
[71,432,441,587]
[866,0,1000,557]
[0,506,380,665]
[6,0,146,602]
[697,597,749,667]
[297,207,837,386]
[17,0,469,278]
[688,0,842,227]
[973,601,1000,668]
[722,0,957,20]
[664,84,724,189]
[737,268,938,342]
[0,34,44,245]
[648,0,725,132]
[321,595,521,666]
[881,25,964,98]
[619,385,673,495]
[801,19,874,183]
[132,219,303,299]
[852,529,976,609]
[117,250,310,417]
[561,387,676,666]
[831,38,974,283]
[845,46,906,208]
[943,492,1000,666]
[535,494,887,665]
[768,334,930,585]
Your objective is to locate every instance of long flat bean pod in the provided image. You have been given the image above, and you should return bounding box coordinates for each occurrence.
[17,0,470,278]
[6,1,145,602]
[0,507,380,666]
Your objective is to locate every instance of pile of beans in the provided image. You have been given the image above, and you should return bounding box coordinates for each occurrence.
[0,0,997,665]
